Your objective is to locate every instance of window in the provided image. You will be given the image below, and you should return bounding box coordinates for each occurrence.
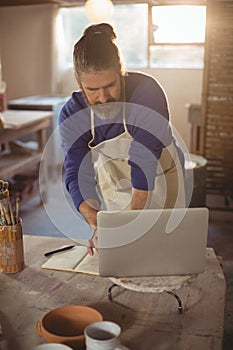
[150,5,206,68]
[57,3,206,69]
[58,4,147,69]
[56,7,90,67]
[108,4,148,68]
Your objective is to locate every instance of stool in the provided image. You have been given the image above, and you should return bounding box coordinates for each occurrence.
[107,274,197,314]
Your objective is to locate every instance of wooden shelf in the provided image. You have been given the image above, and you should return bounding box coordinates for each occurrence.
[0,110,53,204]
[0,151,42,179]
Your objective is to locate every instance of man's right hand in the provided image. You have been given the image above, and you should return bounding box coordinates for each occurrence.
[88,228,98,256]
[78,200,99,256]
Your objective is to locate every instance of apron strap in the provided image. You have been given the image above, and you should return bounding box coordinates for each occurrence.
[88,104,127,149]
[88,109,95,149]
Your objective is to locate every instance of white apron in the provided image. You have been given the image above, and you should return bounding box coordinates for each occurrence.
[88,109,186,211]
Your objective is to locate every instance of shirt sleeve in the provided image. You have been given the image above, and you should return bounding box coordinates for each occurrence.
[126,76,174,191]
[59,96,101,209]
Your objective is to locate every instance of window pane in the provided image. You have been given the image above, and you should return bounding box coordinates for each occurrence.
[150,45,205,68]
[58,7,90,65]
[110,4,148,68]
[151,5,206,68]
[152,5,206,44]
[58,4,148,69]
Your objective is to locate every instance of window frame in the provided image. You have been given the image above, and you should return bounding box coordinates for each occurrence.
[147,1,206,68]
[58,0,206,69]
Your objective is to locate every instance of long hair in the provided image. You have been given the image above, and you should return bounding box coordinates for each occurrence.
[73,23,126,82]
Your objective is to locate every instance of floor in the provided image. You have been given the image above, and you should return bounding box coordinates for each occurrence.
[19,180,233,350]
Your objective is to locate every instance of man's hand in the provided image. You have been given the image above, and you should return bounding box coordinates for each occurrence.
[78,199,99,256]
[88,228,98,256]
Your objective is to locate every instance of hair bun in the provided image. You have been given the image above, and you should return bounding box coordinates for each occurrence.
[83,23,117,41]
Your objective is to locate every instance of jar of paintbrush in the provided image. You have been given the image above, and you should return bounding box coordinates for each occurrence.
[0,180,24,273]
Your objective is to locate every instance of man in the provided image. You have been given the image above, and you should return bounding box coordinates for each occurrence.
[59,23,186,255]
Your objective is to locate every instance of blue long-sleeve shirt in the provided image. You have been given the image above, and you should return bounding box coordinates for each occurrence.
[59,72,184,209]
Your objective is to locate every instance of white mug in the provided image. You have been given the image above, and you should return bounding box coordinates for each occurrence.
[84,321,129,350]
[33,344,72,350]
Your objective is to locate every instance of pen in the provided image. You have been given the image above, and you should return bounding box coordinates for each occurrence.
[44,245,75,257]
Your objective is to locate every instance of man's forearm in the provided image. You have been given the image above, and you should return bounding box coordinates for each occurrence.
[79,189,151,225]
[131,188,152,210]
[79,199,99,256]
[78,199,99,229]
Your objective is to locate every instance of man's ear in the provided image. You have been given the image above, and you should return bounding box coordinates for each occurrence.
[74,71,81,88]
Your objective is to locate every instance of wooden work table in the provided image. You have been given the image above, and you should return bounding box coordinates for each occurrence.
[0,235,226,350]
[0,110,53,202]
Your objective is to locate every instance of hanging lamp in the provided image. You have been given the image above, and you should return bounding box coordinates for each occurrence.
[85,0,114,23]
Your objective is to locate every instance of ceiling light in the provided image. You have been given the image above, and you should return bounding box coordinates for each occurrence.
[85,0,114,23]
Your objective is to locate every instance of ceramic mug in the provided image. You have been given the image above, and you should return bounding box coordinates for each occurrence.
[33,344,72,350]
[84,321,129,350]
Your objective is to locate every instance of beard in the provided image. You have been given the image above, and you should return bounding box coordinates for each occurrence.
[91,101,123,120]
[81,77,125,120]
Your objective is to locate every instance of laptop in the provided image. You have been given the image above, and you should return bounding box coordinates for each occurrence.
[97,207,209,277]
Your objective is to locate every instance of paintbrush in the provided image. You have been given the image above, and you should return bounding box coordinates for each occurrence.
[0,204,7,226]
[3,182,14,225]
[15,197,20,223]
[0,180,15,225]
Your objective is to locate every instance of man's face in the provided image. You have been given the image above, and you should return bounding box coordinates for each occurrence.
[79,69,123,119]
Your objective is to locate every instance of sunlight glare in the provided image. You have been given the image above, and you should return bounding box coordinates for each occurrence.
[152,6,206,43]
